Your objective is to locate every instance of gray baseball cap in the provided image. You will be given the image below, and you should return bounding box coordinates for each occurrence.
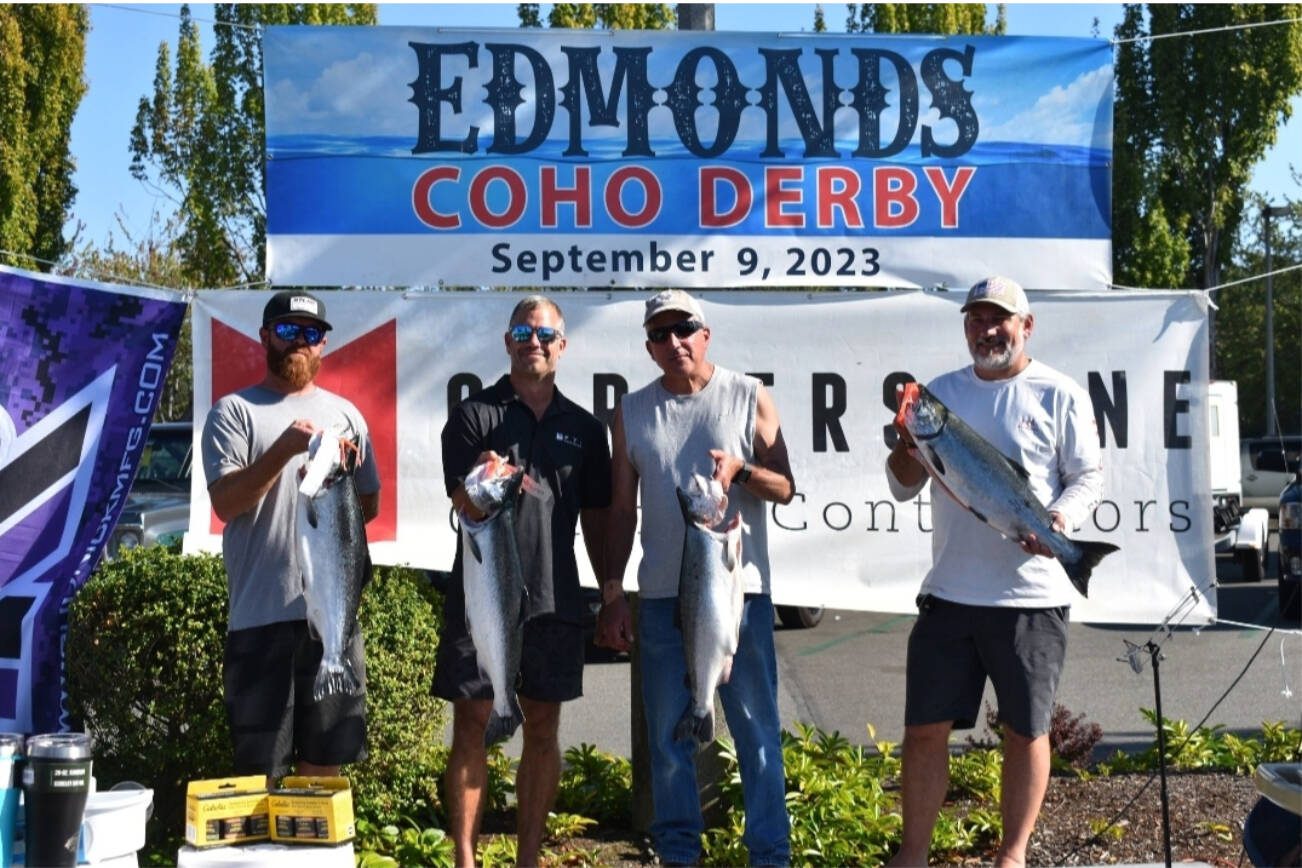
[643,289,705,326]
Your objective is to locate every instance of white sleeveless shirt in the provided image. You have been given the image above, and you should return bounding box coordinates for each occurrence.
[620,365,772,598]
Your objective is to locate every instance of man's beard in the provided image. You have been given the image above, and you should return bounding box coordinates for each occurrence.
[972,344,1013,373]
[267,344,320,389]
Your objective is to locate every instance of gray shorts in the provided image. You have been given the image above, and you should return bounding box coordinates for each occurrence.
[904,595,1068,738]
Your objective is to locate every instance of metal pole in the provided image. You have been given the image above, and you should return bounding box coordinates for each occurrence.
[1147,641,1174,868]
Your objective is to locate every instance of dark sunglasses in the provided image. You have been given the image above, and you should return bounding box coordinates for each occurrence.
[271,321,326,346]
[510,324,563,344]
[646,320,704,344]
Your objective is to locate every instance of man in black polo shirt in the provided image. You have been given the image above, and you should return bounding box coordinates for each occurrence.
[433,294,611,867]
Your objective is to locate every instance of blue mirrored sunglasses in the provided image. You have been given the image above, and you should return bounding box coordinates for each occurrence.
[510,324,563,344]
[646,320,704,344]
[271,321,326,346]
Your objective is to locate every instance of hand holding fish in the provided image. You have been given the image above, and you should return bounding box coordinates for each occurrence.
[594,591,633,652]
[709,448,746,491]
[1019,512,1066,558]
[277,419,320,458]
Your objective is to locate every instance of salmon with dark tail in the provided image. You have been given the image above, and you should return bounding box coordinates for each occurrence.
[895,382,1118,597]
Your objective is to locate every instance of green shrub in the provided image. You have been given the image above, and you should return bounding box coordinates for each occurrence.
[65,547,447,860]
[554,742,632,825]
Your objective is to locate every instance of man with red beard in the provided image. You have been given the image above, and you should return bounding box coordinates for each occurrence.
[201,290,380,782]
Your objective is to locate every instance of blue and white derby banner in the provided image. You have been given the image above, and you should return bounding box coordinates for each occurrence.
[264,29,1113,290]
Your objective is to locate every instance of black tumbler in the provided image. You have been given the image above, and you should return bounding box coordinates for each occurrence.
[21,733,93,868]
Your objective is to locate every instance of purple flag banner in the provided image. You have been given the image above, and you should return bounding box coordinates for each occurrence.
[0,265,187,733]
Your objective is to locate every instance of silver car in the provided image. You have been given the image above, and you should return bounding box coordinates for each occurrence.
[1241,435,1302,514]
[106,421,192,558]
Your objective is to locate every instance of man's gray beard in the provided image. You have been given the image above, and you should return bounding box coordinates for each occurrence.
[267,346,319,389]
[972,345,1014,373]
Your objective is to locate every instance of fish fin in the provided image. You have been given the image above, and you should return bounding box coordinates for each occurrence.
[484,693,525,747]
[925,445,945,476]
[465,531,483,564]
[674,705,714,746]
[970,507,988,524]
[305,497,319,530]
[1001,454,1032,482]
[1061,541,1121,598]
[312,657,362,702]
[718,654,734,686]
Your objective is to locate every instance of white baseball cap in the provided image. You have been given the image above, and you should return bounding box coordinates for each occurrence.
[643,289,706,326]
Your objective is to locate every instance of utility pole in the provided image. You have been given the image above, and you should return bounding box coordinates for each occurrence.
[1263,204,1290,437]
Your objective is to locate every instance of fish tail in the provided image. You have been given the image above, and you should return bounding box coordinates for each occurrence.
[483,693,524,747]
[1062,541,1121,598]
[673,705,714,746]
[312,656,362,702]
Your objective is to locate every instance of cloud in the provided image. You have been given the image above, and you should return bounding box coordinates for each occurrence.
[980,63,1114,148]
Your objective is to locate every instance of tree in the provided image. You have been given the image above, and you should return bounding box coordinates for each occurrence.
[129,3,376,289]
[1112,5,1302,290]
[0,5,87,270]
[1216,195,1302,435]
[544,4,675,30]
[843,3,1005,34]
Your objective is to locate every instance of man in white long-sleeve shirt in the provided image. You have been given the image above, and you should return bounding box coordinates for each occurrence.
[884,276,1103,868]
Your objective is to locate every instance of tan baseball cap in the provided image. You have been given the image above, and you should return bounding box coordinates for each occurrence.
[643,289,706,326]
[960,276,1029,316]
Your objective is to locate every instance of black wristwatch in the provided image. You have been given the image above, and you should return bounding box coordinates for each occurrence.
[734,462,752,485]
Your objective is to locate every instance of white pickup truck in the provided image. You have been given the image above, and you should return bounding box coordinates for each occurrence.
[1209,381,1271,581]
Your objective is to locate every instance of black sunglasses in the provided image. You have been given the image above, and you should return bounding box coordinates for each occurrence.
[646,320,704,344]
[510,324,563,344]
[271,321,326,346]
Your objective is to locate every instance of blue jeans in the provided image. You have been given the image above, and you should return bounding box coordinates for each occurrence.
[638,595,790,866]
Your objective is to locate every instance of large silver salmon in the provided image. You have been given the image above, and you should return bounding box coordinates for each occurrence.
[896,382,1118,597]
[461,464,528,747]
[675,474,746,746]
[296,431,369,701]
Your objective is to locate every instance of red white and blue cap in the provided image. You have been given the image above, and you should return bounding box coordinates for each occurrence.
[961,276,1030,316]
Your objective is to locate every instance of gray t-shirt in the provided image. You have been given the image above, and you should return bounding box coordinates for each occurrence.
[620,365,772,598]
[201,384,380,631]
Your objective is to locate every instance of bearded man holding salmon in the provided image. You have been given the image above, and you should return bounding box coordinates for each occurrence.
[885,276,1107,868]
[599,289,795,867]
[433,295,611,868]
[202,290,380,782]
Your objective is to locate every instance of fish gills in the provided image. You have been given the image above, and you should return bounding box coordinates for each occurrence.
[896,382,1118,597]
[462,468,528,747]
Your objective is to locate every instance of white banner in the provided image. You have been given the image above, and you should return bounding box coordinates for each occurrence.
[187,290,1214,625]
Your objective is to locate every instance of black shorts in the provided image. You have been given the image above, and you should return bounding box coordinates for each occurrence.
[432,609,584,704]
[904,595,1068,738]
[223,620,367,778]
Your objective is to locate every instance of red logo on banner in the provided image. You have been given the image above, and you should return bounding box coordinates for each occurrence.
[209,319,398,541]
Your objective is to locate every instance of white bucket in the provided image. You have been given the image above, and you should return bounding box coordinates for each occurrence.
[78,787,153,863]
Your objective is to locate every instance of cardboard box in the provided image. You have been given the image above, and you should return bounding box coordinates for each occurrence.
[269,776,355,844]
[184,775,269,848]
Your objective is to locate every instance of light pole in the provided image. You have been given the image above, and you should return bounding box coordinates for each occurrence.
[1264,204,1290,437]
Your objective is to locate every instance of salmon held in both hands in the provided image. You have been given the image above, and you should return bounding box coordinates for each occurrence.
[895,382,1118,597]
[675,473,747,747]
[296,429,370,701]
[460,453,530,747]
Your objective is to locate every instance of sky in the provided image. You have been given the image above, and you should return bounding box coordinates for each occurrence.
[67,3,1302,255]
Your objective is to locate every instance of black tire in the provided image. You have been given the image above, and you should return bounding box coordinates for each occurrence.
[1238,545,1266,582]
[777,605,825,629]
[1280,581,1301,623]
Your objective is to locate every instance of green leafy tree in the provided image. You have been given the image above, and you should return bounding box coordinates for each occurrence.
[1112,4,1302,290]
[129,3,376,289]
[0,5,87,270]
[545,4,675,29]
[843,3,1005,34]
[1216,195,1302,434]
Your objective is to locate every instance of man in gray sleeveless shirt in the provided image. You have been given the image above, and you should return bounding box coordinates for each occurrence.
[598,290,795,866]
[202,291,380,781]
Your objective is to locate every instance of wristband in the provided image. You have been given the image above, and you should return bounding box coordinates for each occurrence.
[734,463,752,485]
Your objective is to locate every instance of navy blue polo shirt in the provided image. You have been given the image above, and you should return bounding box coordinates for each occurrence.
[442,375,612,623]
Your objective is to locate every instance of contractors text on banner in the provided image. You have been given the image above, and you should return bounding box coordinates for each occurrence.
[0,265,188,733]
[187,290,1212,625]
[263,29,1113,290]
